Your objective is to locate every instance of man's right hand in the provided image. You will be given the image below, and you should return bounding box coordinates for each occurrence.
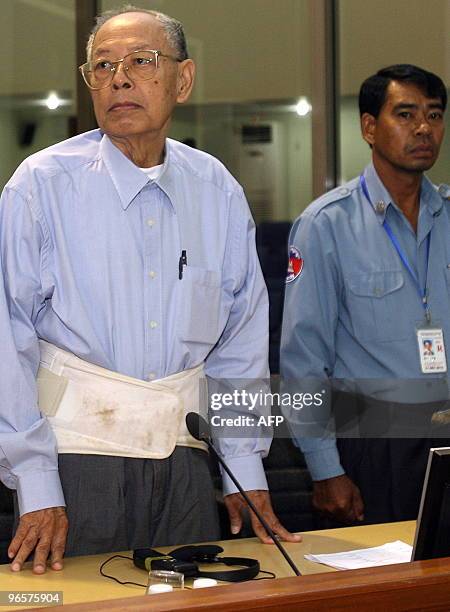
[312,474,364,524]
[8,507,68,574]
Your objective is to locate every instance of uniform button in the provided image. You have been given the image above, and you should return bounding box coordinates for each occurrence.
[339,188,349,196]
[147,218,155,227]
[374,287,382,297]
[148,372,156,380]
[375,201,386,213]
[447,264,450,269]
[149,270,156,279]
[149,320,158,329]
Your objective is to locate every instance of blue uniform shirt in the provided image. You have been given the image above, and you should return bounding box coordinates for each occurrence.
[0,131,270,515]
[280,163,450,481]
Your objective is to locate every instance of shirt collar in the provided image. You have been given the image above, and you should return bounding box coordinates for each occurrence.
[154,139,177,208]
[362,162,443,224]
[100,134,176,212]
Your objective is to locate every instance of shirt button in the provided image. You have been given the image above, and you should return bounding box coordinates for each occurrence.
[149,320,158,329]
[149,270,156,279]
[148,372,156,381]
[339,188,349,196]
[447,264,450,269]
[147,218,155,227]
[375,201,386,213]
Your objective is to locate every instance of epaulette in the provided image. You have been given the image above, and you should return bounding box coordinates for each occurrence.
[306,177,359,217]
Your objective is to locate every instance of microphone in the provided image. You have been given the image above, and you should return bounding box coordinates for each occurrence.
[186,412,301,576]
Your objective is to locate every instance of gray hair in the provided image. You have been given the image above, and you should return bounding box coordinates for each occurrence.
[86,4,188,64]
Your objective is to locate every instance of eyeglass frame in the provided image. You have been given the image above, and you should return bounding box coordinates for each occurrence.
[79,49,182,90]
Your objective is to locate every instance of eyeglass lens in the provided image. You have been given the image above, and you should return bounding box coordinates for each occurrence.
[85,50,157,88]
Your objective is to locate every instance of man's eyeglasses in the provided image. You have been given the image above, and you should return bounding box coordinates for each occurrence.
[79,49,181,90]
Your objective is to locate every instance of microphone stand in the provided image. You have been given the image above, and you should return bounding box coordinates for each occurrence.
[206,439,301,576]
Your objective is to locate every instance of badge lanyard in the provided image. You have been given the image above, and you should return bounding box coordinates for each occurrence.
[360,174,431,324]
[359,174,446,373]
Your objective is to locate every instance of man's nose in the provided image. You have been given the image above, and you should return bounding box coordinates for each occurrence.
[112,62,133,89]
[415,116,432,135]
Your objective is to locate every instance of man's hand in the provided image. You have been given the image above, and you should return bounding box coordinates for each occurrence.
[224,490,302,544]
[312,474,364,524]
[9,507,68,574]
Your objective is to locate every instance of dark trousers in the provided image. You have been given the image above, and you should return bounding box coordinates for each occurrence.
[319,391,450,527]
[337,437,431,524]
[15,447,220,557]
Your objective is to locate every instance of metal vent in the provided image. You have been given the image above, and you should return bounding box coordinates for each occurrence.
[241,125,272,144]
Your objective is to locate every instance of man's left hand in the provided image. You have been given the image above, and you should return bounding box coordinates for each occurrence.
[224,490,302,544]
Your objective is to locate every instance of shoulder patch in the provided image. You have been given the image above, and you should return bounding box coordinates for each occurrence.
[286,246,304,283]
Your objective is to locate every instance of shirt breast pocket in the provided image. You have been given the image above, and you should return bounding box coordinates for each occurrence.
[344,270,406,342]
[178,266,222,345]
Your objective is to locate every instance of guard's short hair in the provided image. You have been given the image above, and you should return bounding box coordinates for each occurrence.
[359,64,447,117]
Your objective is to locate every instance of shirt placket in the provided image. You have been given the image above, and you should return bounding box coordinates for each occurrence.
[142,184,163,381]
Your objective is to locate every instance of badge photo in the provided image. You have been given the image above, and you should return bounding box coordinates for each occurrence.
[286,246,304,283]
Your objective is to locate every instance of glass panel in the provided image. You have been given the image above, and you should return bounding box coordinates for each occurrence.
[100,0,313,222]
[0,0,76,190]
[339,0,450,186]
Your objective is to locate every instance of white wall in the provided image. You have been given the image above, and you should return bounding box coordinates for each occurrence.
[1,0,75,97]
[339,0,450,96]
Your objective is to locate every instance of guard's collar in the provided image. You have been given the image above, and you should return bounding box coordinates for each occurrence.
[362,162,443,223]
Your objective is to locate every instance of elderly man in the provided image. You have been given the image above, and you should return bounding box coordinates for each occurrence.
[281,64,450,526]
[0,6,299,574]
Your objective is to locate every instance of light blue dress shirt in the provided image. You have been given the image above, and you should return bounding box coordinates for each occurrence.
[0,130,270,515]
[280,163,450,481]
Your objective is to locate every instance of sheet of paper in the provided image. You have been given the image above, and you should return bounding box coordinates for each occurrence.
[304,540,413,570]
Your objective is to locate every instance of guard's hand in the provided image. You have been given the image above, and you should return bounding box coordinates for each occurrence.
[224,489,302,544]
[8,507,68,574]
[312,474,364,524]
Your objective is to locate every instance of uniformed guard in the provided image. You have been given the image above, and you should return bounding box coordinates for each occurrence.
[281,64,450,525]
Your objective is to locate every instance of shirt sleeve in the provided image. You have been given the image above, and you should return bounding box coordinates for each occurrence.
[204,188,270,495]
[280,212,345,481]
[0,185,65,515]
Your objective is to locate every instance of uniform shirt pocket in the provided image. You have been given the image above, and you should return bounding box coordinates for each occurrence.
[178,266,222,345]
[344,270,406,342]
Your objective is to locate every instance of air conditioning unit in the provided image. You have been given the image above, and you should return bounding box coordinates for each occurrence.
[235,122,283,223]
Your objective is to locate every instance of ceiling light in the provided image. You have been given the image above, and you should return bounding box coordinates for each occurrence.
[45,92,61,110]
[296,97,312,117]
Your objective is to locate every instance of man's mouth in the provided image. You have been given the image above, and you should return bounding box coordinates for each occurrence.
[409,144,434,155]
[108,102,141,111]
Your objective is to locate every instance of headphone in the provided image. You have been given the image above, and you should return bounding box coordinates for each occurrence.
[133,544,260,582]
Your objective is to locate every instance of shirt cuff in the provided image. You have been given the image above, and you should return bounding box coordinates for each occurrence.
[303,446,345,481]
[220,454,268,496]
[16,469,66,516]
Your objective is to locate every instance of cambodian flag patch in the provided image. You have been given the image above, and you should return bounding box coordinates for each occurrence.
[286,246,303,283]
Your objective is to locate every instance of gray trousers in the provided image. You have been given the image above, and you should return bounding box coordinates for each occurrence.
[15,447,221,557]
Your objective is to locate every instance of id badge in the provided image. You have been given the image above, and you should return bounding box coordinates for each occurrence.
[416,326,447,373]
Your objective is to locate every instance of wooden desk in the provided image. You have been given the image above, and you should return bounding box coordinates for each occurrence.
[1,521,450,611]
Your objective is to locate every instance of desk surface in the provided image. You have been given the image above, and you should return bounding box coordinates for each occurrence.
[0,521,416,610]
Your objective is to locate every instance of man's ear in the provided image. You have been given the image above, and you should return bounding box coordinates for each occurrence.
[361,112,377,147]
[176,59,195,104]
